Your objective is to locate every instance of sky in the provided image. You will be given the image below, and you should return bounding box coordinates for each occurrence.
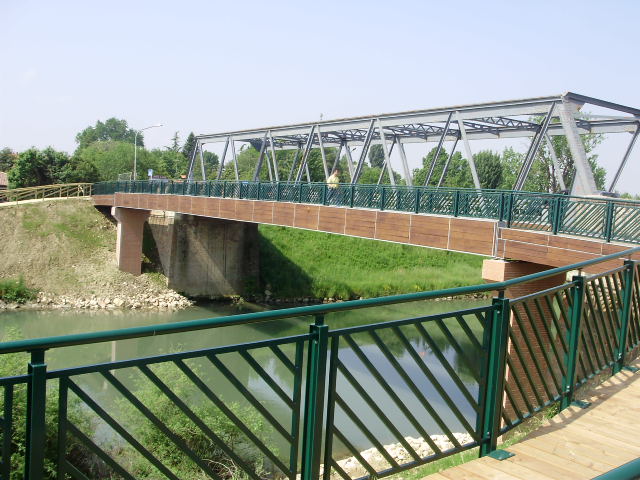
[1,0,639,192]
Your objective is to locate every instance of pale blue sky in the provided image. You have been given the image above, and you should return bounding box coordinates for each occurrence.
[1,0,639,192]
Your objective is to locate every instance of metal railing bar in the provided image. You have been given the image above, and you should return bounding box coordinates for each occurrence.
[543,294,569,354]
[410,324,480,413]
[239,350,294,408]
[342,334,444,454]
[101,370,224,480]
[368,330,464,448]
[328,306,493,337]
[453,314,484,352]
[66,423,136,480]
[331,428,379,476]
[0,375,29,387]
[504,355,535,416]
[584,289,615,366]
[335,360,422,461]
[391,326,479,438]
[531,297,567,379]
[430,318,482,383]
[270,344,296,373]
[509,282,574,306]
[334,394,400,469]
[597,277,621,354]
[173,360,290,475]
[138,364,262,480]
[46,334,309,379]
[67,380,180,480]
[207,355,293,443]
[509,308,555,402]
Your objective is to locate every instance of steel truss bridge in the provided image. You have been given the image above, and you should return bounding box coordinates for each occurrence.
[191,92,640,196]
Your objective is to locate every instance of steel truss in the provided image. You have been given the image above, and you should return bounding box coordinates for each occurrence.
[195,93,640,195]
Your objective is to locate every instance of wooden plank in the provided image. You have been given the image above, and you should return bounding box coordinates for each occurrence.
[522,433,632,468]
[548,235,603,255]
[475,456,557,480]
[439,466,489,480]
[204,197,220,217]
[510,443,605,476]
[455,461,520,479]
[294,205,319,230]
[273,203,295,226]
[219,199,236,219]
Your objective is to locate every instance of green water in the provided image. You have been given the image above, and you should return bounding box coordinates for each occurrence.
[0,298,488,462]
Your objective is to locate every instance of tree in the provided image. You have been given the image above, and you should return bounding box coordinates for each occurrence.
[182,132,197,161]
[76,141,162,181]
[368,144,385,168]
[474,150,503,189]
[8,147,70,188]
[0,147,17,172]
[75,118,141,151]
[168,132,181,152]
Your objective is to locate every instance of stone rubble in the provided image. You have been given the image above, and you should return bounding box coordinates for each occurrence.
[0,291,193,311]
[318,433,474,479]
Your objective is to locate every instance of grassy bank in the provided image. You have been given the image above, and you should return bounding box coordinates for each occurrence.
[0,199,173,302]
[259,225,486,299]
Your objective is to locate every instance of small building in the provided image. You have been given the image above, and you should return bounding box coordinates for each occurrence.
[0,172,7,190]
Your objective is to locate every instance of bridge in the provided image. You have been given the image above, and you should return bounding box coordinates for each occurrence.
[3,92,640,478]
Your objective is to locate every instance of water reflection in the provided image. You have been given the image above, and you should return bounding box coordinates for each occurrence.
[0,298,487,460]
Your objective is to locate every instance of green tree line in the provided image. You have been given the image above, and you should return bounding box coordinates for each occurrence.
[3,118,219,188]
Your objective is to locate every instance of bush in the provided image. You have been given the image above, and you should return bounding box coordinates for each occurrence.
[0,278,37,304]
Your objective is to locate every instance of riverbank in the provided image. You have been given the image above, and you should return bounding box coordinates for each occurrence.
[0,200,192,310]
[259,225,486,300]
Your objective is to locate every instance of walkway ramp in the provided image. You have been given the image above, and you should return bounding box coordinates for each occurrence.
[426,360,640,479]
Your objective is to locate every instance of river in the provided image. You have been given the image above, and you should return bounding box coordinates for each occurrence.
[0,298,487,464]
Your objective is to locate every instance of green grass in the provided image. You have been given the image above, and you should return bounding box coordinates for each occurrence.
[0,277,37,303]
[259,225,486,299]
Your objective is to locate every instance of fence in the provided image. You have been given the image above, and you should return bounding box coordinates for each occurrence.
[0,183,93,205]
[1,247,639,479]
[93,181,640,245]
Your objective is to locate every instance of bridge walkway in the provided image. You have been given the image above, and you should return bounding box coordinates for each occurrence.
[425,359,640,479]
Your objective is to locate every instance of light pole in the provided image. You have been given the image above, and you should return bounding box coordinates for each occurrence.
[133,124,162,180]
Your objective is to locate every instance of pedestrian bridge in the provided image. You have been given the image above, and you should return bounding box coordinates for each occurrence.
[93,181,640,288]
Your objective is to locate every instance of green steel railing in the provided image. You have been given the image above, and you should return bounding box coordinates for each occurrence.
[1,248,640,479]
[93,180,640,245]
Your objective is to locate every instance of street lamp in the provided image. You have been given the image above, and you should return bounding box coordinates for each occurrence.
[133,123,163,180]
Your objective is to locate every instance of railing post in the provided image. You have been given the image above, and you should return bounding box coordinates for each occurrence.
[276,182,281,202]
[551,197,560,235]
[604,201,615,242]
[414,188,421,214]
[380,186,386,211]
[349,185,355,208]
[301,315,329,480]
[506,193,514,228]
[25,349,47,480]
[479,296,510,457]
[298,183,303,204]
[561,275,585,410]
[613,260,636,374]
[453,190,461,217]
[322,184,328,206]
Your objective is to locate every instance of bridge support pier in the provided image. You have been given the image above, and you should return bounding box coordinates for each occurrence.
[147,212,260,298]
[112,207,150,276]
[482,259,566,423]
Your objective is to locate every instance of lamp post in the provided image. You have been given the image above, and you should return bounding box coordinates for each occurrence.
[133,124,162,180]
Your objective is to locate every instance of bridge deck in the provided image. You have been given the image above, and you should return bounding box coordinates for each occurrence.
[425,359,640,479]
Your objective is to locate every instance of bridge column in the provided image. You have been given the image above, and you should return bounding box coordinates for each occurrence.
[482,259,566,423]
[112,207,150,276]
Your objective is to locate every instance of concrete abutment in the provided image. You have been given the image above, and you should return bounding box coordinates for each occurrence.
[113,207,259,297]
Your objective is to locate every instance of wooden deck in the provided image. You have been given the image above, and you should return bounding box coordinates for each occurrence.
[425,360,640,479]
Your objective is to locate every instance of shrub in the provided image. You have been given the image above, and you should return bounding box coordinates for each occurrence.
[0,278,37,304]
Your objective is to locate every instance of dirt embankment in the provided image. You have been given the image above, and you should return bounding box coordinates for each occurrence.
[0,199,191,310]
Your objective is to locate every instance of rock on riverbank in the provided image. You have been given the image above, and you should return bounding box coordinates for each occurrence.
[322,433,473,479]
[0,290,193,311]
